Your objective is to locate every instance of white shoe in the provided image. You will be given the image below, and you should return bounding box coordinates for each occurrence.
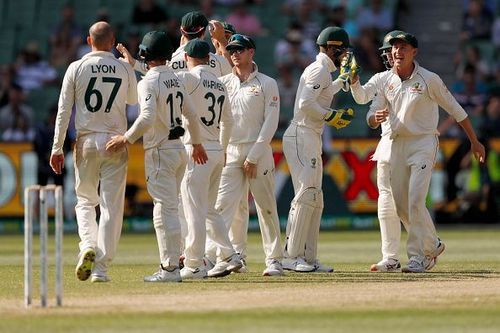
[282,257,315,272]
[370,259,401,272]
[75,248,96,281]
[262,260,284,276]
[207,254,243,278]
[426,239,446,271]
[91,274,111,283]
[402,257,426,273]
[203,256,215,271]
[144,266,181,282]
[234,258,248,273]
[310,260,334,273]
[180,266,207,280]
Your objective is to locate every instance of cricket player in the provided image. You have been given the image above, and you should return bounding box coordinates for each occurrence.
[118,12,231,78]
[354,31,485,272]
[177,39,243,279]
[50,21,138,283]
[170,11,231,76]
[282,26,354,273]
[106,31,208,282]
[348,30,411,272]
[214,34,284,276]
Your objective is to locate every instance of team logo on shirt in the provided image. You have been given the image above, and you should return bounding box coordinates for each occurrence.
[247,85,261,96]
[409,82,423,94]
[311,158,317,168]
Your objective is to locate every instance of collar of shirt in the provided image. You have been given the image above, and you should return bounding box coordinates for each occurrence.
[391,60,420,81]
[316,52,336,73]
[147,64,172,75]
[171,43,186,59]
[192,64,211,74]
[82,51,116,60]
[231,62,259,82]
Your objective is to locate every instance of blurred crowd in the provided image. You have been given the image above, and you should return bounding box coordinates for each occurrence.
[0,0,498,222]
[434,0,500,223]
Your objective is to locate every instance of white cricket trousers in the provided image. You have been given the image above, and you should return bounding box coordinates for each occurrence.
[74,133,127,274]
[145,144,187,268]
[377,160,408,261]
[390,134,440,260]
[214,142,283,266]
[205,194,249,262]
[181,145,236,269]
[282,124,323,263]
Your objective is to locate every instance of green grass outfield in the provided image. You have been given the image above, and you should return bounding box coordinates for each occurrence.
[1,228,500,332]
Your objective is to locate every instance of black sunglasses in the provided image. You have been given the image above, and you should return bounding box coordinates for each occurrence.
[228,48,247,55]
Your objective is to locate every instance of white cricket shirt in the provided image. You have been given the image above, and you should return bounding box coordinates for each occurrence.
[220,63,280,163]
[52,51,138,155]
[353,61,468,138]
[124,65,201,149]
[170,43,232,77]
[291,52,344,134]
[177,65,233,150]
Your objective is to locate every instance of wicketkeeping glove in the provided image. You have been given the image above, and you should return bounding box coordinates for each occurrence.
[338,52,361,91]
[324,108,354,129]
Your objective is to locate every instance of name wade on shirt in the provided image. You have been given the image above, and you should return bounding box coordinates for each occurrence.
[163,78,180,88]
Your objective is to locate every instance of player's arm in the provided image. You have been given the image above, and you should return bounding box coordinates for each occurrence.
[219,90,233,151]
[117,43,148,75]
[429,74,485,162]
[126,63,139,105]
[50,63,76,174]
[107,80,156,150]
[366,94,388,129]
[209,20,233,68]
[182,91,208,164]
[350,74,380,104]
[246,78,280,166]
[297,66,332,120]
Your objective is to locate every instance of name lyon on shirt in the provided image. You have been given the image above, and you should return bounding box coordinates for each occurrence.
[91,64,116,74]
[203,79,225,92]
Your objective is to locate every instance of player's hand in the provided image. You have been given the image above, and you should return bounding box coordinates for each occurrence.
[50,154,65,175]
[208,20,226,44]
[324,108,354,129]
[192,144,208,165]
[374,108,389,124]
[471,140,486,163]
[243,160,257,179]
[116,43,136,66]
[106,135,128,151]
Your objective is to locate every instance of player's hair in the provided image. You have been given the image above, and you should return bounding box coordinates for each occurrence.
[89,21,114,49]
